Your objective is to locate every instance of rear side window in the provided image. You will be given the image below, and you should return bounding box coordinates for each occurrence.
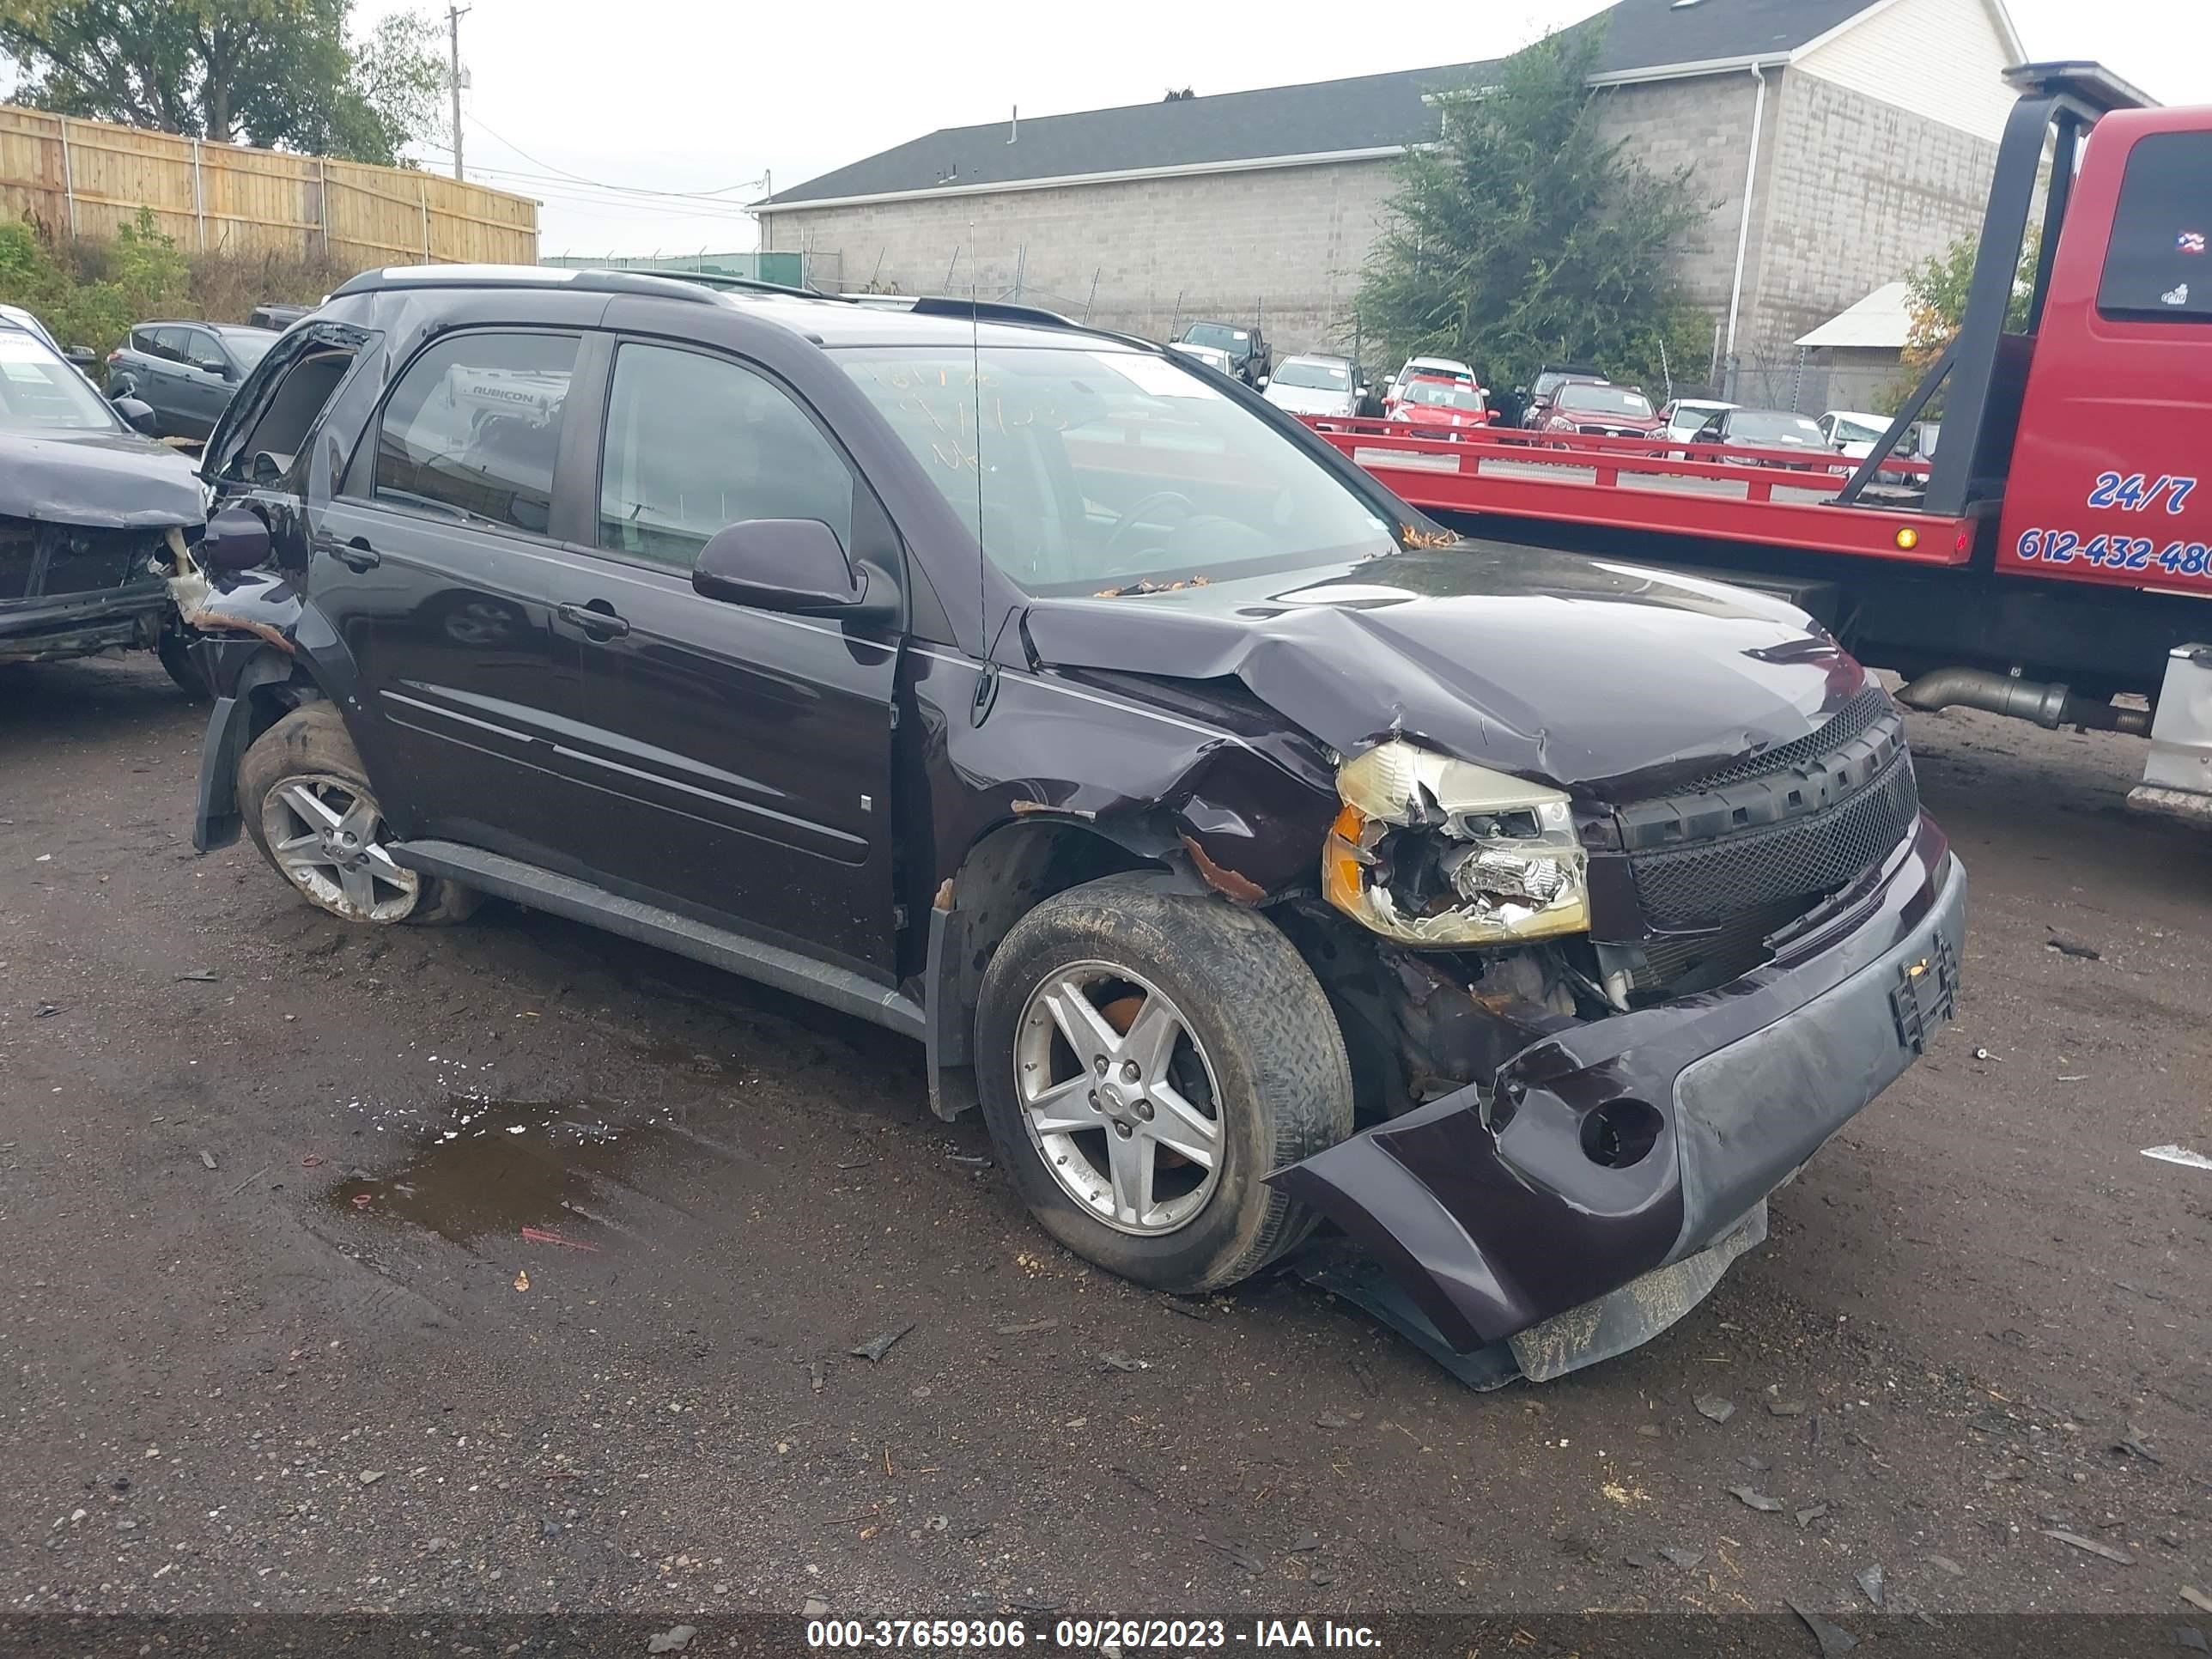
[597,342,854,567]
[375,331,577,537]
[2100,132,2212,321]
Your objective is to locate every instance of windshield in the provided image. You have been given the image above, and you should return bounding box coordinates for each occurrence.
[1730,411,1826,443]
[220,328,276,369]
[0,329,121,432]
[1401,380,1482,410]
[1273,359,1350,390]
[838,345,1396,594]
[1832,416,1885,444]
[1557,383,1652,416]
[1182,323,1250,355]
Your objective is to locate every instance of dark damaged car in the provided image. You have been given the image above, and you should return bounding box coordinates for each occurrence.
[0,315,208,683]
[180,267,1966,1383]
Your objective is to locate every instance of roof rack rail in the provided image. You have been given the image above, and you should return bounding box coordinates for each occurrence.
[325,264,731,307]
[907,295,1090,333]
[649,269,846,301]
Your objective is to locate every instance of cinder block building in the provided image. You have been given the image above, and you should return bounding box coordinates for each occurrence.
[757,0,2023,405]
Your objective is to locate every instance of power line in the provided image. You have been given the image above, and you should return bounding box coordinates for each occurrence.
[459,112,768,200]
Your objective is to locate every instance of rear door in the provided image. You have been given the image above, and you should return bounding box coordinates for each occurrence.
[171,325,231,437]
[304,327,606,866]
[141,327,192,423]
[554,336,901,975]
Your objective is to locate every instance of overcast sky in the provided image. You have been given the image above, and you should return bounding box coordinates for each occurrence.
[381,0,2211,257]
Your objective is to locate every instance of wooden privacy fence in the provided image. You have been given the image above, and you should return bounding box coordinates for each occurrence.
[0,104,538,266]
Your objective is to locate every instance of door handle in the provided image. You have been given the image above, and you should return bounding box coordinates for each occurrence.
[556,599,630,639]
[331,536,380,572]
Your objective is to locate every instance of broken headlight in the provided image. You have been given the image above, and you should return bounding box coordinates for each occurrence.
[1322,740,1589,946]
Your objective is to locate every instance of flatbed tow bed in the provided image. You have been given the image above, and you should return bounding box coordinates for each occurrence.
[1312,60,2212,823]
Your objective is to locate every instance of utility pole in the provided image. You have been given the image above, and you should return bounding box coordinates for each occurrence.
[447,5,471,181]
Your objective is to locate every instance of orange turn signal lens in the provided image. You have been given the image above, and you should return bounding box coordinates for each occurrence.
[1894,526,1920,550]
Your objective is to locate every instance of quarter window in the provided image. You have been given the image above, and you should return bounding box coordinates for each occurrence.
[2099,132,2212,322]
[374,331,577,537]
[598,342,854,567]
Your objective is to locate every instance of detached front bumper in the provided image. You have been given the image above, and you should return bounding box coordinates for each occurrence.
[0,579,169,665]
[1275,814,1965,1382]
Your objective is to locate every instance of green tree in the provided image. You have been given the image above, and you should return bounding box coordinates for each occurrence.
[1887,227,2039,415]
[0,0,444,164]
[1352,24,1714,398]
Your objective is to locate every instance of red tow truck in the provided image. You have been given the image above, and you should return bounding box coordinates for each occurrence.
[1309,62,2212,820]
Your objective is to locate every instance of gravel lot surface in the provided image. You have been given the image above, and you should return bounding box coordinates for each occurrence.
[2,655,2206,1627]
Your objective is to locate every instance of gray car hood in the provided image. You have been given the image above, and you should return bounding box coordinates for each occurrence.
[0,428,206,529]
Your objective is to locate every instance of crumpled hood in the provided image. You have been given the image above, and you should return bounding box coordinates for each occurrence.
[1021,542,1869,800]
[0,428,205,529]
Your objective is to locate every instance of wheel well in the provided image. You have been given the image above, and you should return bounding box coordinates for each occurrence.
[927,818,1162,1118]
[242,664,327,744]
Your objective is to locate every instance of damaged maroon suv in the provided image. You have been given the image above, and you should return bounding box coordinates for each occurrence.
[181,267,1964,1384]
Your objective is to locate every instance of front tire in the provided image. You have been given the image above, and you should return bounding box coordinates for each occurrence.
[975,874,1353,1293]
[237,703,477,926]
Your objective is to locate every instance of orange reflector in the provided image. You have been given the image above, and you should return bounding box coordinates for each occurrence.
[1894,526,1920,550]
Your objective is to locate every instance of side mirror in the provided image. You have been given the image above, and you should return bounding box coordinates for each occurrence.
[1255,375,1268,390]
[196,356,230,379]
[249,450,284,487]
[200,506,272,572]
[64,345,95,367]
[113,396,157,435]
[693,519,868,614]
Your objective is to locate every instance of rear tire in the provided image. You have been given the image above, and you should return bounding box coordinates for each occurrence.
[975,873,1353,1293]
[237,702,477,926]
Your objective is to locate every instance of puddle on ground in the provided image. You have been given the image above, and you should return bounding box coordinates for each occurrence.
[325,1093,677,1250]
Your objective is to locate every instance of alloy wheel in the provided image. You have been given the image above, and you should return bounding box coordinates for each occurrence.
[1013,961,1224,1235]
[260,774,420,922]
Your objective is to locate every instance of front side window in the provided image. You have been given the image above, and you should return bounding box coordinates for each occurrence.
[837,344,1395,594]
[374,331,577,536]
[598,342,854,567]
[2099,132,2212,320]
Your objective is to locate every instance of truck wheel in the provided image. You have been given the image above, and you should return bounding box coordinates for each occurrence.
[975,873,1354,1293]
[236,703,477,926]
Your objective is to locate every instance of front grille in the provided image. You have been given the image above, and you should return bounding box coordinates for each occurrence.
[0,517,155,603]
[1626,749,1919,929]
[1627,901,1803,996]
[1691,685,1893,790]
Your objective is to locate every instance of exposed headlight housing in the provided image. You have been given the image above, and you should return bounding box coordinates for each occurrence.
[1323,740,1589,946]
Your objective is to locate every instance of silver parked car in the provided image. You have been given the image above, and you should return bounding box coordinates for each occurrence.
[1261,354,1364,420]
